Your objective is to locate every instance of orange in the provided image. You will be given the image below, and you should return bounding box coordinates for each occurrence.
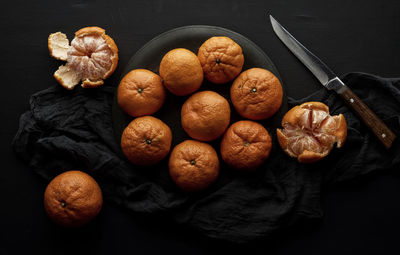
[159,48,203,96]
[181,91,230,141]
[43,170,103,227]
[49,26,118,89]
[118,69,166,117]
[220,120,272,170]
[169,140,219,192]
[277,101,347,163]
[121,116,172,165]
[230,68,283,120]
[197,36,244,84]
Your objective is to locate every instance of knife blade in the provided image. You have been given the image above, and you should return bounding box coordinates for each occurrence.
[269,15,396,149]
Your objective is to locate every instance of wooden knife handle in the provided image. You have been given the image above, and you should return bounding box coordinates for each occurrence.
[339,86,396,149]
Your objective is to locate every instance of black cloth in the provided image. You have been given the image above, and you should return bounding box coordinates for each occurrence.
[12,72,400,243]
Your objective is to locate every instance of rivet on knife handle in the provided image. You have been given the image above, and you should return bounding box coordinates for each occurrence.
[339,85,396,149]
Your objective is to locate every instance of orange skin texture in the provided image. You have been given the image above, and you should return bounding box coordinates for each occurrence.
[75,26,106,37]
[231,68,283,120]
[43,170,103,227]
[276,101,347,163]
[159,48,203,96]
[197,36,244,84]
[118,69,166,117]
[220,121,272,170]
[169,140,219,192]
[181,91,231,141]
[121,116,172,165]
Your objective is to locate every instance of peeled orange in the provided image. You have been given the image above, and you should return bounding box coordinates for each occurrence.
[49,26,118,90]
[277,102,347,163]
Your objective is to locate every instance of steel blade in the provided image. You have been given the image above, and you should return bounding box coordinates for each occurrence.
[270,15,344,91]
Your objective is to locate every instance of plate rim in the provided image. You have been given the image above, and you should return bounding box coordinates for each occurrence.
[121,25,283,82]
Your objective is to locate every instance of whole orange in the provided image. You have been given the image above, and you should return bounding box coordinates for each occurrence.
[231,68,283,120]
[121,116,172,165]
[43,170,103,227]
[159,48,203,96]
[169,140,219,192]
[220,120,272,170]
[118,69,166,117]
[197,36,244,84]
[181,91,230,141]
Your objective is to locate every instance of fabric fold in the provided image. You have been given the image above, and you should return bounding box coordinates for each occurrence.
[12,72,400,243]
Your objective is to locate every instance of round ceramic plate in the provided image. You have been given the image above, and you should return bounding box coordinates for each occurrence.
[112,25,288,155]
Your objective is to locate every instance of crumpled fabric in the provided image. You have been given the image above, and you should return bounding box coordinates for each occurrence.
[12,72,400,243]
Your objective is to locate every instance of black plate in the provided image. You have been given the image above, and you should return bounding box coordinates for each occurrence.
[112,25,288,158]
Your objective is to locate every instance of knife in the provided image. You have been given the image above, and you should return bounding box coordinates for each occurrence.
[269,15,396,149]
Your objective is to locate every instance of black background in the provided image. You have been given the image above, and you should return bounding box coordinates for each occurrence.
[1,0,400,254]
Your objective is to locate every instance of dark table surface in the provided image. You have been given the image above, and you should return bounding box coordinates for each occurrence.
[1,0,400,254]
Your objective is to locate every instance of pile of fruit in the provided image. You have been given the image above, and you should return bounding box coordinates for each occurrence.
[44,26,347,227]
[117,35,347,191]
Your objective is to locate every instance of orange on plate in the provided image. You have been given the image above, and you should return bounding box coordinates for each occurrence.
[49,26,118,89]
[159,48,203,96]
[197,36,244,84]
[220,120,272,170]
[118,69,166,117]
[277,101,347,163]
[169,140,219,192]
[44,170,103,227]
[181,90,230,141]
[121,116,172,165]
[231,68,283,120]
